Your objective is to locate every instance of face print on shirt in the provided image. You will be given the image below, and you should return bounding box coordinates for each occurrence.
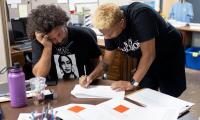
[54,54,79,79]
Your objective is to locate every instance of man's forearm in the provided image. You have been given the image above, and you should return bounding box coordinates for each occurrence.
[33,47,52,77]
[133,52,155,83]
[89,50,115,80]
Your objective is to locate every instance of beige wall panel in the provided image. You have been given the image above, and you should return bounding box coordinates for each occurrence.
[99,0,133,5]
[31,0,58,9]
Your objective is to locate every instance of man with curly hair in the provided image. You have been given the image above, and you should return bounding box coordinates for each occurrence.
[80,2,186,97]
[27,5,101,82]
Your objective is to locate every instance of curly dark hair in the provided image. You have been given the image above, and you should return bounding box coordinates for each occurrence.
[26,4,70,39]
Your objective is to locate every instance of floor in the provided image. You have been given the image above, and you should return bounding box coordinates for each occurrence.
[179,68,200,119]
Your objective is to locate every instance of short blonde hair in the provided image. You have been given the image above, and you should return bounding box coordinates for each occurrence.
[92,3,123,30]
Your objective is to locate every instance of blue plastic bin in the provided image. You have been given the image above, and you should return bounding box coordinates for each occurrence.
[185,47,200,70]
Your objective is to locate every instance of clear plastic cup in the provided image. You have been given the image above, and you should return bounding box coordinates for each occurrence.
[26,77,47,105]
[28,77,47,92]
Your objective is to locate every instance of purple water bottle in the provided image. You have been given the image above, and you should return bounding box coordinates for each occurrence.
[8,62,27,107]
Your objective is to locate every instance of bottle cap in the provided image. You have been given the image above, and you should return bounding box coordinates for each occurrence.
[12,62,21,69]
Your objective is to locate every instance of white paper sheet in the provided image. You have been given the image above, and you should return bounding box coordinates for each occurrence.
[126,88,194,115]
[18,100,179,120]
[92,99,179,120]
[18,104,94,120]
[74,99,178,120]
[18,113,41,120]
[71,85,125,99]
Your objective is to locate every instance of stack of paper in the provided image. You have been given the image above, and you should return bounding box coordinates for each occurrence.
[85,99,179,120]
[71,85,125,99]
[126,88,194,116]
[18,99,180,120]
[18,88,194,120]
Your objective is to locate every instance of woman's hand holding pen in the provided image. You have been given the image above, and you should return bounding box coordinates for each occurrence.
[35,32,52,48]
[79,65,93,88]
[79,75,93,88]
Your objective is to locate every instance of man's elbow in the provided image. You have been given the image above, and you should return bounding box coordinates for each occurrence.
[32,66,48,77]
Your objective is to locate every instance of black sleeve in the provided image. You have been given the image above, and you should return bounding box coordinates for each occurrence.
[83,27,102,58]
[32,39,44,66]
[133,9,159,42]
[104,38,118,51]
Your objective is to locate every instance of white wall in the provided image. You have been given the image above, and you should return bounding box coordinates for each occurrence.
[0,0,11,83]
[99,0,134,5]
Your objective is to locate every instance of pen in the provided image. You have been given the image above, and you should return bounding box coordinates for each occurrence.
[41,107,45,120]
[50,107,54,120]
[44,106,48,119]
[31,111,35,120]
[84,65,87,76]
[124,97,146,107]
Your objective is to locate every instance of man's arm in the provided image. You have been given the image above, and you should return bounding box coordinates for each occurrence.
[79,49,116,87]
[32,33,53,77]
[132,39,156,83]
[89,49,115,79]
[89,55,102,71]
[111,39,156,91]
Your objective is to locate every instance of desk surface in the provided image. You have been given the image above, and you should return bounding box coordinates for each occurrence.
[168,21,200,33]
[0,80,197,120]
[10,45,32,54]
[176,26,200,32]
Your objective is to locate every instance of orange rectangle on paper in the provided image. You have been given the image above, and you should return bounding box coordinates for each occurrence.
[68,105,86,113]
[114,105,129,113]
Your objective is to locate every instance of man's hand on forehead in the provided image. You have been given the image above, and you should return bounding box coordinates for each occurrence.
[44,34,49,39]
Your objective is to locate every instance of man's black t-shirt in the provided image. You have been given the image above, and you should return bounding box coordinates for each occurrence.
[32,26,101,81]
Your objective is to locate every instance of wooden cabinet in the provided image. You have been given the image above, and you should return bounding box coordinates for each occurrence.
[10,46,33,79]
[11,52,25,66]
[99,46,137,81]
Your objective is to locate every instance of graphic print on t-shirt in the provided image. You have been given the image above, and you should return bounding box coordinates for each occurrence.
[54,54,79,79]
[54,41,74,55]
[121,38,140,53]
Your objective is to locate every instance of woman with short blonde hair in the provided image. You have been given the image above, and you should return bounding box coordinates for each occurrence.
[92,3,123,30]
[80,2,186,97]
